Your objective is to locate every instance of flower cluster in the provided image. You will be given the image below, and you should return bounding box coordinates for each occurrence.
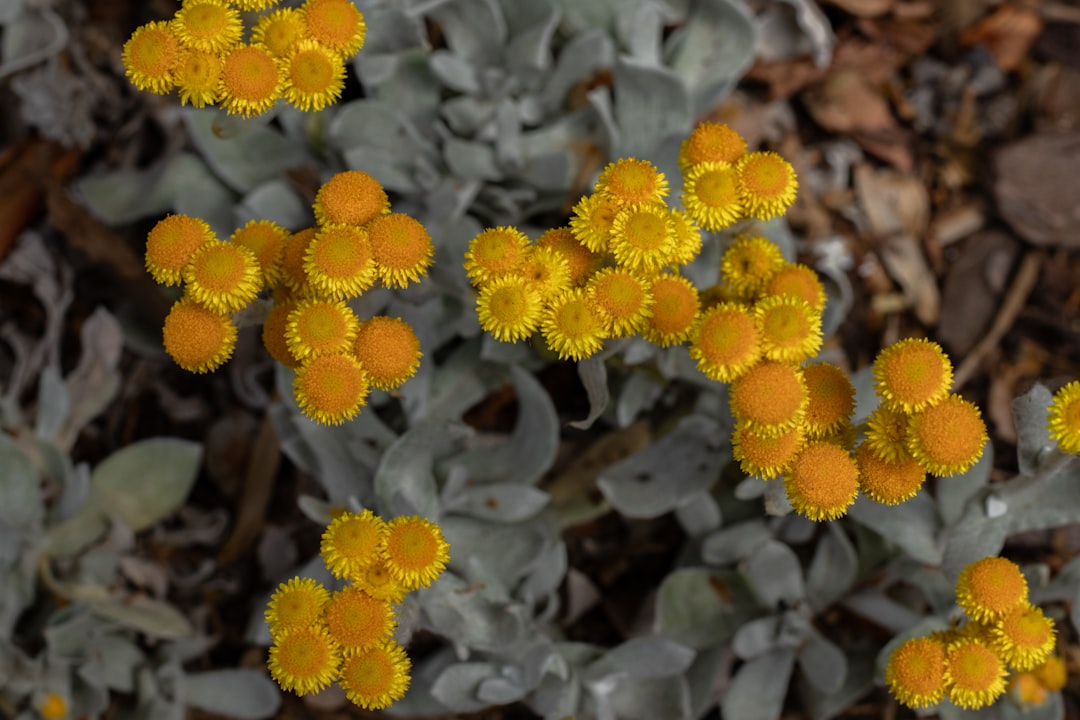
[1048,380,1080,454]
[147,170,429,425]
[122,0,365,116]
[265,510,450,710]
[886,556,1062,711]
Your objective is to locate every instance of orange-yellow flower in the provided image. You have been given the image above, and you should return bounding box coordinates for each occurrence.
[586,267,653,337]
[280,227,316,291]
[541,288,607,361]
[608,204,676,274]
[262,299,299,368]
[536,226,600,286]
[720,235,785,299]
[232,219,288,288]
[801,363,855,438]
[251,8,305,58]
[338,640,411,710]
[122,21,181,94]
[313,171,389,228]
[732,422,803,480]
[293,352,369,425]
[729,361,807,437]
[990,603,1056,671]
[464,226,530,286]
[353,560,408,604]
[1010,671,1049,706]
[885,636,948,709]
[352,316,422,390]
[855,443,925,505]
[688,303,759,382]
[568,193,620,253]
[476,275,544,343]
[162,298,237,373]
[380,515,450,590]
[517,246,571,300]
[325,586,396,649]
[1048,380,1080,454]
[285,298,360,361]
[642,274,699,347]
[301,0,367,56]
[736,151,798,220]
[281,39,345,112]
[753,295,822,364]
[955,556,1029,623]
[219,43,283,118]
[367,213,434,288]
[906,394,987,476]
[945,637,1007,709]
[679,121,747,170]
[36,693,67,720]
[265,576,330,638]
[174,49,223,108]
[321,509,385,579]
[268,625,340,696]
[145,214,215,286]
[183,240,263,314]
[304,224,377,299]
[1033,655,1067,691]
[863,406,910,463]
[596,158,668,206]
[783,442,859,521]
[173,0,243,53]
[763,263,827,311]
[873,338,953,413]
[681,161,743,231]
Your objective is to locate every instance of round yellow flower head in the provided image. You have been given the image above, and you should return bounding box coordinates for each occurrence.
[784,442,859,521]
[864,406,911,463]
[162,299,237,373]
[536,226,600,286]
[301,0,367,56]
[232,219,288,288]
[36,692,67,720]
[286,298,359,361]
[353,559,408,604]
[872,338,953,413]
[720,235,785,299]
[541,287,607,361]
[339,640,411,711]
[174,49,222,108]
[642,274,699,347]
[569,193,621,253]
[801,363,855,438]
[681,161,744,231]
[753,295,822,364]
[219,44,283,118]
[518,246,571,300]
[991,603,1056,671]
[1034,655,1067,691]
[313,170,389,227]
[281,39,345,112]
[367,213,434,288]
[956,557,1029,623]
[263,298,300,368]
[326,586,396,649]
[855,442,925,505]
[183,240,263,314]
[906,394,987,476]
[665,208,703,267]
[476,275,544,343]
[1010,671,1049,706]
[946,638,1008,709]
[381,515,450,590]
[736,151,798,220]
[173,0,242,53]
[304,224,376,299]
[145,213,215,286]
[763,263,827,311]
[885,636,947,709]
[609,205,676,274]
[1048,380,1080,454]
[293,352,369,425]
[688,303,760,382]
[268,625,340,696]
[822,418,858,451]
[280,227,316,291]
[265,576,330,638]
[122,21,180,94]
[232,0,280,10]
[679,121,747,170]
[464,226,530,286]
[321,509,385,579]
[732,421,803,480]
[729,361,807,437]
[251,8,304,57]
[586,267,653,338]
[352,316,422,390]
[596,157,668,207]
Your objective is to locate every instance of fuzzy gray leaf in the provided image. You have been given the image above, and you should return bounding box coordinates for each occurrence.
[88,596,192,639]
[702,520,771,565]
[584,637,695,681]
[797,627,846,694]
[664,0,756,115]
[570,355,609,430]
[442,482,550,522]
[742,540,804,608]
[183,669,281,719]
[0,434,42,533]
[425,0,506,65]
[611,57,689,159]
[1013,383,1055,477]
[184,110,311,194]
[430,662,500,713]
[721,647,796,720]
[87,438,201,532]
[805,523,857,613]
[376,419,466,518]
[237,180,308,230]
[674,491,722,536]
[848,491,941,565]
[937,442,993,526]
[655,568,760,649]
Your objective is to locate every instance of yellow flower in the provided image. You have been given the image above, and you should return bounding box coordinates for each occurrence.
[326,587,396,649]
[313,171,389,227]
[353,559,409,604]
[293,352,370,425]
[801,363,855,438]
[265,577,330,638]
[541,288,608,361]
[262,298,300,368]
[732,421,803,480]
[476,275,544,343]
[352,316,422,390]
[679,121,747,171]
[281,39,345,111]
[183,240,263,313]
[162,298,237,373]
[855,443,925,505]
[304,224,377,299]
[251,8,304,57]
[367,213,434,288]
[586,267,653,337]
[642,274,699,347]
[907,394,987,477]
[321,509,386,580]
[173,0,242,53]
[174,48,222,108]
[608,204,676,274]
[955,557,1029,623]
[990,603,1056,671]
[268,625,341,696]
[596,158,668,206]
[280,227,316,290]
[381,515,450,590]
[145,213,215,286]
[536,226,600,286]
[763,263,827,312]
[945,637,1007,709]
[885,636,947,709]
[339,640,411,711]
[784,442,859,521]
[569,193,620,253]
[301,0,367,57]
[1048,380,1080,454]
[736,151,798,220]
[122,21,180,94]
[1034,655,1067,691]
[37,692,68,720]
[681,161,743,231]
[518,246,571,300]
[720,235,785,299]
[753,295,822,364]
[873,338,954,413]
[1010,671,1049,706]
[232,0,280,10]
[729,361,807,437]
[665,209,703,267]
[688,303,760,382]
[464,226,530,286]
[219,43,283,118]
[864,406,910,463]
[232,219,288,288]
[285,298,359,361]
